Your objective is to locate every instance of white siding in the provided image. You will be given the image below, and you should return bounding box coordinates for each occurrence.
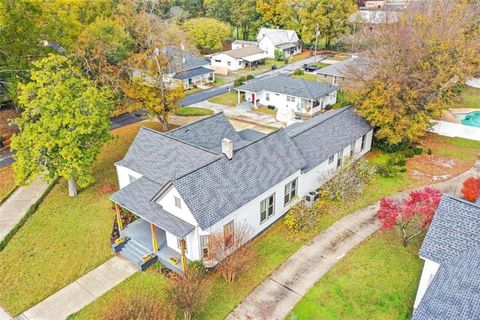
[211,53,244,71]
[258,37,276,58]
[204,171,302,238]
[116,165,142,189]
[414,258,440,309]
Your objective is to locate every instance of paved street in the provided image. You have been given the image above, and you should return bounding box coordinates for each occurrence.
[181,54,330,107]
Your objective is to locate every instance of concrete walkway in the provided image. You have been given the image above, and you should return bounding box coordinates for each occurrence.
[17,256,137,320]
[228,164,479,320]
[0,179,49,241]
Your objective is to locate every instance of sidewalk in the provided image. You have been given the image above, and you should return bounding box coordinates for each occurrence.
[228,165,478,320]
[17,256,137,320]
[0,179,49,241]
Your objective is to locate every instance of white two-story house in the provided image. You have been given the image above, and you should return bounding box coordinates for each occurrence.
[256,28,301,58]
[110,107,373,272]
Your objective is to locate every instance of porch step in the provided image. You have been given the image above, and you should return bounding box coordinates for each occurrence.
[117,239,158,271]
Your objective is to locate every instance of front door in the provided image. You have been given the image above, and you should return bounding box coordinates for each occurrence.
[252,93,255,103]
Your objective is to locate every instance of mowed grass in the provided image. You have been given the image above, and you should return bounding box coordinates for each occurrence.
[422,134,480,162]
[208,92,238,107]
[175,107,214,117]
[71,168,417,320]
[25,134,479,319]
[0,121,163,315]
[455,86,480,109]
[292,73,317,81]
[290,232,423,320]
[0,166,16,201]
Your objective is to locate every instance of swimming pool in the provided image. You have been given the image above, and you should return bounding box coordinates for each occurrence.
[454,111,480,128]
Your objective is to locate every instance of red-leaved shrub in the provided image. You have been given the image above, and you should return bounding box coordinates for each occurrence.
[461,177,480,202]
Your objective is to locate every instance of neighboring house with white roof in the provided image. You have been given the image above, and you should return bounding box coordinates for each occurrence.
[231,40,257,50]
[161,45,215,89]
[110,107,373,272]
[317,56,372,87]
[210,46,268,72]
[236,75,338,116]
[256,28,301,58]
[413,195,480,319]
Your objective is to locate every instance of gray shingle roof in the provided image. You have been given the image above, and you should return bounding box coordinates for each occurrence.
[238,129,266,141]
[221,46,266,59]
[317,57,372,79]
[116,127,220,185]
[173,129,308,230]
[236,75,338,100]
[419,195,480,265]
[173,66,214,80]
[110,177,195,238]
[162,45,208,74]
[413,245,480,320]
[167,112,244,151]
[286,106,372,171]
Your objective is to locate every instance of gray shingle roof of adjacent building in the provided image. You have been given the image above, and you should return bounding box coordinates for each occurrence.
[419,195,480,265]
[116,127,220,186]
[110,177,195,238]
[317,57,372,79]
[167,112,245,151]
[286,106,372,171]
[413,245,480,320]
[162,45,209,75]
[236,75,338,100]
[221,46,266,59]
[173,129,308,230]
[172,66,214,80]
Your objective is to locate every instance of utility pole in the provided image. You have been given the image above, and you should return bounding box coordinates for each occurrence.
[314,24,320,62]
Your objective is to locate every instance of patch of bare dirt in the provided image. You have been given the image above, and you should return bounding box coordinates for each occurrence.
[407,154,466,184]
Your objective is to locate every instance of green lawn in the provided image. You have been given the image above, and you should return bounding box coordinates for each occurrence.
[292,73,317,81]
[332,91,352,109]
[208,92,238,107]
[253,106,276,115]
[7,132,480,318]
[71,167,417,320]
[0,166,16,202]
[290,232,423,320]
[0,121,164,315]
[234,59,286,77]
[175,107,214,117]
[455,86,480,109]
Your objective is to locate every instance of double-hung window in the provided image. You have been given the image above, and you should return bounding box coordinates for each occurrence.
[266,93,270,101]
[337,150,343,168]
[260,193,275,223]
[284,178,298,206]
[224,221,234,248]
[200,235,209,259]
[328,155,335,164]
[361,134,367,151]
[174,196,182,208]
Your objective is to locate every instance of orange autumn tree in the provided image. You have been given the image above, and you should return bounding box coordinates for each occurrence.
[462,177,480,202]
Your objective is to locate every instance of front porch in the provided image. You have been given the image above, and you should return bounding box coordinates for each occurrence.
[120,219,188,273]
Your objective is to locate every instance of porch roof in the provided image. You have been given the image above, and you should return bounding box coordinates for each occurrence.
[173,66,214,80]
[110,177,195,238]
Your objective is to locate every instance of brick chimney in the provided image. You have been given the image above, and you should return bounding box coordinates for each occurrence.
[222,138,233,160]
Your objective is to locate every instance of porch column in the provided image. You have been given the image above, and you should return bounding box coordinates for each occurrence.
[151,223,158,252]
[237,90,241,104]
[114,203,123,231]
[180,239,187,273]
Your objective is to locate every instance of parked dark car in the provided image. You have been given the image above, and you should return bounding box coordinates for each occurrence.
[304,65,320,72]
[271,64,277,70]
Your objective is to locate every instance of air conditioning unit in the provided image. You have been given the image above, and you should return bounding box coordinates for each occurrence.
[304,191,319,208]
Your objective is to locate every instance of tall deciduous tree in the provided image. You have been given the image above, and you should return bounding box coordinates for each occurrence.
[300,0,356,47]
[182,18,232,52]
[349,0,480,146]
[256,0,290,28]
[11,54,113,197]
